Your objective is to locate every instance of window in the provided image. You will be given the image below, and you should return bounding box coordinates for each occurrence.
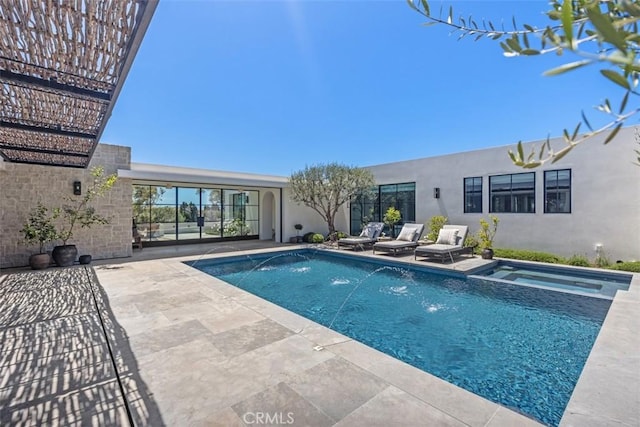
[132,184,259,243]
[544,169,571,213]
[350,183,416,236]
[490,173,535,213]
[464,177,482,213]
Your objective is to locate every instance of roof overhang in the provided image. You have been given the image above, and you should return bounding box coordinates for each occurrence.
[0,0,158,168]
[119,163,289,189]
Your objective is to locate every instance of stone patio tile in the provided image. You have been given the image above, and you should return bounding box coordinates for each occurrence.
[209,318,293,357]
[232,382,334,427]
[487,407,543,427]
[334,385,466,427]
[365,356,499,426]
[298,323,351,347]
[135,338,227,386]
[113,310,174,337]
[198,305,265,335]
[0,378,129,426]
[189,406,246,427]
[0,360,115,404]
[288,356,388,421]
[223,334,336,389]
[134,291,213,314]
[127,319,215,357]
[325,339,392,371]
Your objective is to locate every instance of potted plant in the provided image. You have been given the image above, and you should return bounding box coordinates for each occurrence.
[383,207,401,238]
[52,166,117,267]
[20,203,58,269]
[294,224,304,243]
[477,215,499,259]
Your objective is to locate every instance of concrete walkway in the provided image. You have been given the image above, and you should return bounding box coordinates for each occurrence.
[1,241,638,426]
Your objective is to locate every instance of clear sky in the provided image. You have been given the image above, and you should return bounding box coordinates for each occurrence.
[101,0,616,176]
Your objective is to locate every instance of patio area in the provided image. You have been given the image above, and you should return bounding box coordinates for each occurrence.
[1,241,638,426]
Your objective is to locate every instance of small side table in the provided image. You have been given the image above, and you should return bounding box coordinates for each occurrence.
[417,239,435,246]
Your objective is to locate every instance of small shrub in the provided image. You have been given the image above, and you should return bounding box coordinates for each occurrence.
[493,248,564,264]
[566,254,591,267]
[426,215,448,241]
[311,233,325,243]
[608,261,640,273]
[331,231,348,240]
[594,253,611,268]
[302,232,315,243]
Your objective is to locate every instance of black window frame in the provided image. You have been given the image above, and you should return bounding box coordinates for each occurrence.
[544,169,572,214]
[349,182,416,236]
[463,176,483,213]
[489,172,536,214]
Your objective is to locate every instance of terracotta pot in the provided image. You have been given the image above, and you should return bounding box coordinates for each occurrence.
[29,253,51,270]
[52,245,78,267]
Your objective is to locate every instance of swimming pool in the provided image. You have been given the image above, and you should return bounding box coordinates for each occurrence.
[474,260,632,299]
[189,250,612,426]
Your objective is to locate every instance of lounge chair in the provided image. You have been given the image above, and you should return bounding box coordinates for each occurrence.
[338,222,384,250]
[372,223,425,256]
[414,225,469,263]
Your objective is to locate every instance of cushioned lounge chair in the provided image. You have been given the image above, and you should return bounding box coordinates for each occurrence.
[338,222,384,250]
[372,223,424,256]
[414,225,469,263]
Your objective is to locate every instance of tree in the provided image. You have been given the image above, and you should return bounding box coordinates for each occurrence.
[408,0,640,167]
[383,206,402,238]
[289,163,376,240]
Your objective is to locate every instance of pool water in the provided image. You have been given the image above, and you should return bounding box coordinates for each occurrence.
[190,250,612,426]
[475,261,631,299]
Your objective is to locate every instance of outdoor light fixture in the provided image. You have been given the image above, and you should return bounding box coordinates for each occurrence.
[73,181,81,195]
[433,187,440,199]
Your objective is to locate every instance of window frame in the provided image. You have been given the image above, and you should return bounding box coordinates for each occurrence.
[544,169,572,214]
[463,176,483,213]
[489,172,536,214]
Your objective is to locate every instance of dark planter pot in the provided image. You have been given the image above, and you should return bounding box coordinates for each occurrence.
[52,245,78,267]
[79,255,92,265]
[296,236,303,243]
[29,253,51,270]
[481,248,494,260]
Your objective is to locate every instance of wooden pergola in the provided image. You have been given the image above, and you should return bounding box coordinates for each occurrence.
[0,0,157,168]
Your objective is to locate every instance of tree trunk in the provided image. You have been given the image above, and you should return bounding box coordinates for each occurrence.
[327,217,336,241]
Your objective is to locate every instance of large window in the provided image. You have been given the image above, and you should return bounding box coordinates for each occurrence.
[350,182,416,236]
[133,184,259,243]
[490,173,535,213]
[464,177,482,213]
[544,169,571,213]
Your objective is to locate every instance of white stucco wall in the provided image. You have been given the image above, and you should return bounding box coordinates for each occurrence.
[365,126,640,261]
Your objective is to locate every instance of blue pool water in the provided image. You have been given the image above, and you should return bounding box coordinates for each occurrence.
[190,250,612,426]
[475,261,631,299]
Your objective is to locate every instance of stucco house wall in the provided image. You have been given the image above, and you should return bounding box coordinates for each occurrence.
[1,144,133,269]
[366,126,640,261]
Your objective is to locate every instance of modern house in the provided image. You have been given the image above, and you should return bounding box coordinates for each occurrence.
[2,125,638,268]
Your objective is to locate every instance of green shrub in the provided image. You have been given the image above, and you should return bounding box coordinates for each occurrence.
[426,215,448,241]
[566,254,591,267]
[311,233,325,243]
[594,253,611,268]
[303,232,316,243]
[608,261,640,273]
[493,248,564,264]
[331,231,348,240]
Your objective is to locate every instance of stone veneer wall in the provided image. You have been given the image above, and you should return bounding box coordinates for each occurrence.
[1,144,133,269]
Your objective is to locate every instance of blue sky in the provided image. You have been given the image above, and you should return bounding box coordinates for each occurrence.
[101,1,616,176]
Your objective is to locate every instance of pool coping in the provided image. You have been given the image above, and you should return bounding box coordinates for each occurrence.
[147,245,639,426]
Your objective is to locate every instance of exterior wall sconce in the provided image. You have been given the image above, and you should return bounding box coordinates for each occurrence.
[73,181,81,195]
[433,187,440,199]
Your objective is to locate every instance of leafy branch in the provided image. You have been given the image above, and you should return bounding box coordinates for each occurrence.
[408,0,640,167]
